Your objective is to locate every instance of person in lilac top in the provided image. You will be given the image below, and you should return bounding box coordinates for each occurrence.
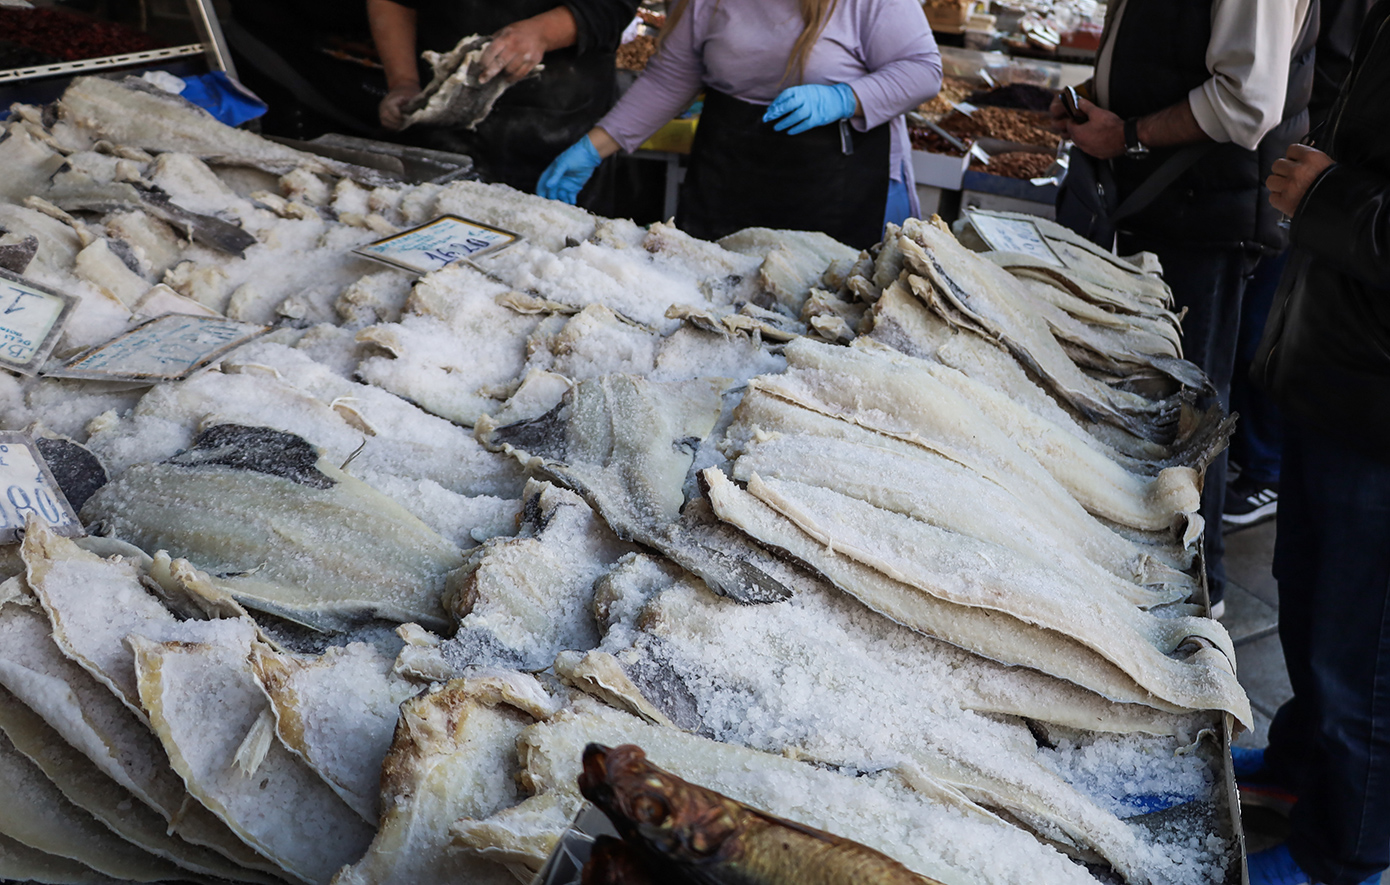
[536,0,941,248]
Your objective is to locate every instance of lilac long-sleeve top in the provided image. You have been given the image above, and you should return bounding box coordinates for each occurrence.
[599,0,942,213]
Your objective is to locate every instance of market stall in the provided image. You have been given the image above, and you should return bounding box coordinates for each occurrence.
[0,69,1248,885]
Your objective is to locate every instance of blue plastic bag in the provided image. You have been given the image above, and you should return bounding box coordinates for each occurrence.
[177,71,267,127]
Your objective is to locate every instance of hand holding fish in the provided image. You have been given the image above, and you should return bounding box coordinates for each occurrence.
[480,6,578,84]
[1267,143,1334,218]
[378,83,420,131]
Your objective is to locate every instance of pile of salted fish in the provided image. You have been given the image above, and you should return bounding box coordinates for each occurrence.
[0,73,1243,885]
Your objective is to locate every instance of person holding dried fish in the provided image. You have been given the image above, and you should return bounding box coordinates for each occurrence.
[367,0,640,191]
[536,0,942,249]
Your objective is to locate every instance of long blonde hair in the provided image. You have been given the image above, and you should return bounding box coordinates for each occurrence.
[661,0,842,85]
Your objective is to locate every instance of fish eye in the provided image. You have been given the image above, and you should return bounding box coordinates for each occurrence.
[631,794,669,826]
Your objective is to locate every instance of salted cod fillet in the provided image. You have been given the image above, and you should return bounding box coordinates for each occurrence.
[80,424,465,632]
[900,218,1180,440]
[0,726,195,882]
[848,336,1204,532]
[483,374,822,604]
[736,471,1249,725]
[0,681,282,884]
[702,469,1193,714]
[0,831,125,885]
[729,431,1185,606]
[465,701,1103,885]
[402,35,531,130]
[762,338,1200,540]
[332,675,550,885]
[0,584,283,876]
[132,630,376,885]
[57,76,391,184]
[251,643,421,823]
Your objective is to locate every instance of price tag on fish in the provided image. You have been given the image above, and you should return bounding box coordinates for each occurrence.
[0,269,78,376]
[44,315,269,383]
[0,433,83,544]
[967,210,1065,268]
[353,215,522,274]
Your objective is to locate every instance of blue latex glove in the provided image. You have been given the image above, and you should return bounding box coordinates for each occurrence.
[537,135,602,204]
[762,83,858,135]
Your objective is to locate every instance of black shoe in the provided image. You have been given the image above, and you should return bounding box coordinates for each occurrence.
[1224,476,1278,527]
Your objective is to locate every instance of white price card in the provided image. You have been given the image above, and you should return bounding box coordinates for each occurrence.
[353,215,522,275]
[45,315,269,383]
[0,269,78,376]
[968,211,1066,268]
[0,433,83,544]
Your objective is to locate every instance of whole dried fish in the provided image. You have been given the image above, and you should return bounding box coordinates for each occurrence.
[580,743,946,885]
[403,35,536,130]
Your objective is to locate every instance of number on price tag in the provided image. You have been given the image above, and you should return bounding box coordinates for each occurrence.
[0,269,78,376]
[44,315,269,384]
[968,211,1066,268]
[0,433,83,544]
[353,215,522,275]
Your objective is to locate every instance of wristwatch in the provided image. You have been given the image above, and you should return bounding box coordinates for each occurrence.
[1124,117,1150,158]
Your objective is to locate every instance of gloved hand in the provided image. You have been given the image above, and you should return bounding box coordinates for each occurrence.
[537,135,602,204]
[762,83,858,135]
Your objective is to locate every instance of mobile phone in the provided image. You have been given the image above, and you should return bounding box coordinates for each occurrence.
[1060,86,1088,124]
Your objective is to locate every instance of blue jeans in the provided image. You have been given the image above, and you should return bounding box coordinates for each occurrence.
[1266,420,1390,885]
[1230,251,1287,484]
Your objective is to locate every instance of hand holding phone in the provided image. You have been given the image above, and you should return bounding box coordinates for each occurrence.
[1060,86,1089,124]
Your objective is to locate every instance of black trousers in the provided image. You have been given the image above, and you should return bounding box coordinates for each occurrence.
[1265,420,1390,885]
[1118,235,1258,604]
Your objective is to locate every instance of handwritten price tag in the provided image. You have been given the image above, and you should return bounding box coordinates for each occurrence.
[968,211,1065,268]
[353,215,521,275]
[45,315,269,383]
[0,269,78,376]
[0,433,82,544]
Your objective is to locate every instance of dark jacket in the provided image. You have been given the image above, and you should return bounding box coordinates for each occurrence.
[1252,0,1390,458]
[395,0,640,189]
[1104,0,1317,252]
[1311,0,1379,130]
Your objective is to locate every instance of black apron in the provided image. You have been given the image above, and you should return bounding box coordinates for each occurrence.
[676,88,891,250]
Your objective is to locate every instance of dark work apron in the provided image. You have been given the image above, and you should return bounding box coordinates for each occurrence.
[676,88,892,250]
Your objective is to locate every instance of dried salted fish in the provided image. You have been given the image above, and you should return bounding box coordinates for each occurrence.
[483,374,819,604]
[251,643,420,823]
[0,726,194,882]
[900,219,1181,440]
[432,180,595,252]
[580,743,945,885]
[132,629,374,885]
[333,678,543,885]
[494,701,1101,885]
[0,830,125,885]
[0,586,280,875]
[723,470,1249,727]
[437,480,633,671]
[702,469,1190,712]
[0,684,281,884]
[80,424,465,631]
[403,35,532,130]
[849,337,1206,533]
[57,77,391,185]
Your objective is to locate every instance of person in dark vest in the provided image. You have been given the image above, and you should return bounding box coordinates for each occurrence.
[532,0,941,250]
[368,0,640,192]
[1049,0,1318,618]
[1234,2,1390,881]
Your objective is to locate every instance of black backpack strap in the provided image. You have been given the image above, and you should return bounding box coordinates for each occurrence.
[1113,142,1217,221]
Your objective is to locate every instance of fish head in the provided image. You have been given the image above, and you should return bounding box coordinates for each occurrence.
[579,743,744,867]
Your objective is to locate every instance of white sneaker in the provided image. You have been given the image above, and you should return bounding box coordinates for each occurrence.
[1210,600,1226,620]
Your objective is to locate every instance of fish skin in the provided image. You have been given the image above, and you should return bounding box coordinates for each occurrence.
[580,744,944,885]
